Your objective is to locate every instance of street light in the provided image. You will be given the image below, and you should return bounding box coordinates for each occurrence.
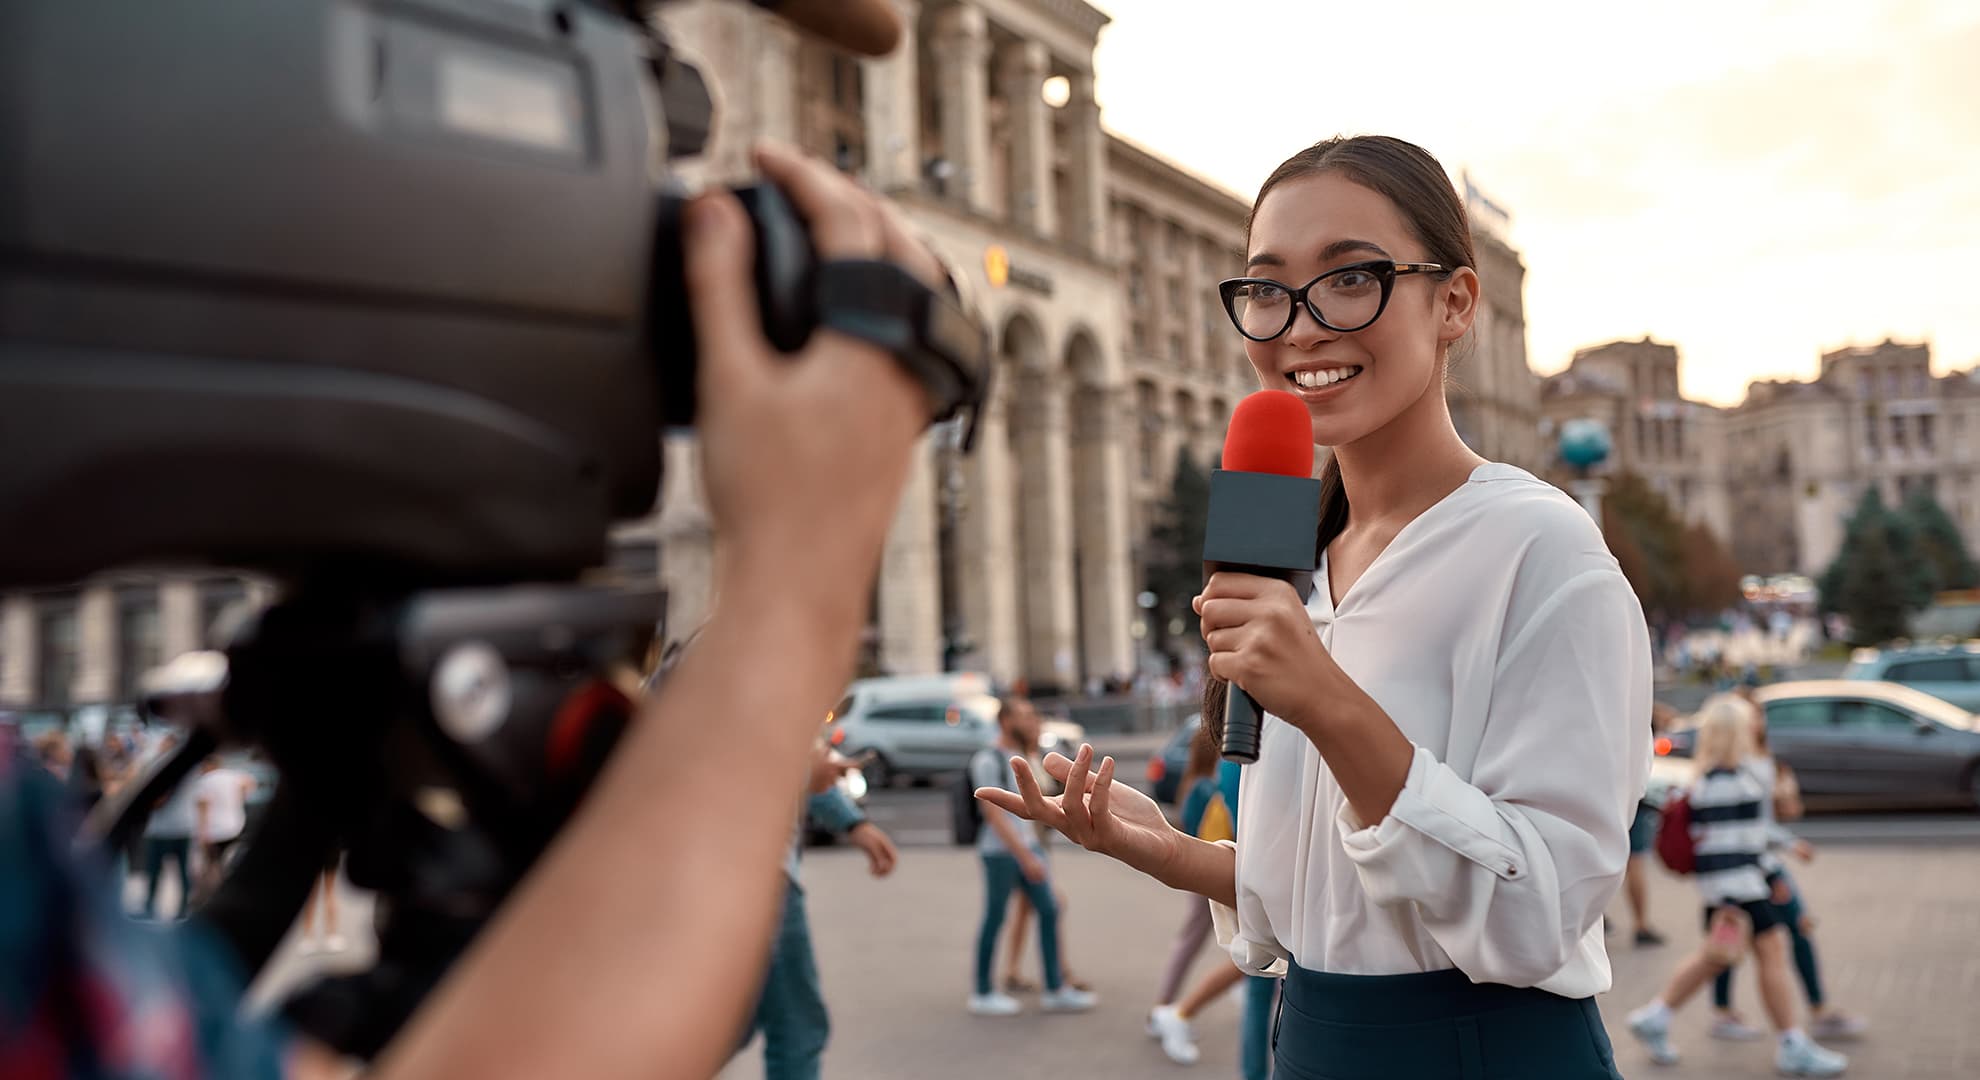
[1558,418,1613,533]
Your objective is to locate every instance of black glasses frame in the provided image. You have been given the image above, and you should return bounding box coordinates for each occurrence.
[1217,259,1447,342]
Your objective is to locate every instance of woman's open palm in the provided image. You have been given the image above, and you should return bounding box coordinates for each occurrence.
[975,745,1182,880]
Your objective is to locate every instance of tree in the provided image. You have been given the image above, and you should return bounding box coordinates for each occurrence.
[1820,487,1935,619]
[1600,472,1687,621]
[1680,521,1743,615]
[1144,446,1213,662]
[1901,486,1978,593]
[1836,519,1912,645]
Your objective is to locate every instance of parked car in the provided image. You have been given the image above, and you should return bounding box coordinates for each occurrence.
[1146,714,1202,806]
[1663,680,1980,807]
[823,673,1083,788]
[1842,642,1980,712]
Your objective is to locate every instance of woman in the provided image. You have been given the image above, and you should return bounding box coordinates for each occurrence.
[1145,726,1230,1066]
[1625,695,1847,1075]
[980,135,1651,1079]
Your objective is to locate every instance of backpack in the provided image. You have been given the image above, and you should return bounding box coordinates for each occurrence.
[952,751,988,846]
[1654,792,1695,875]
[1195,791,1235,844]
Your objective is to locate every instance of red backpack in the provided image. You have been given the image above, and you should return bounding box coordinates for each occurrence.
[1654,793,1695,875]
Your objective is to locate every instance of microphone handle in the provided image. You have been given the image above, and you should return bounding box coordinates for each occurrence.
[1221,681,1264,764]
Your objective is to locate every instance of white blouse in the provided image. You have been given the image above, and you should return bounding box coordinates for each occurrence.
[1210,463,1652,999]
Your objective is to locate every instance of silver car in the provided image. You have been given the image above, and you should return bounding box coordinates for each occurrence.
[1841,643,1980,712]
[824,673,1083,787]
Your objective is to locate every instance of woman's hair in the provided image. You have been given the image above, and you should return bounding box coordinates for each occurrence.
[1203,136,1476,747]
[1181,718,1223,788]
[1691,693,1760,772]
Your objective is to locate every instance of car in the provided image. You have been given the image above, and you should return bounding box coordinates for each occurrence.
[1841,642,1980,712]
[823,673,998,788]
[1661,680,1980,808]
[1146,713,1202,806]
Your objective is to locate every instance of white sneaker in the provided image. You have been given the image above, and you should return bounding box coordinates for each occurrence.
[1040,986,1098,1013]
[967,992,1023,1017]
[1146,1004,1201,1065]
[1777,1035,1848,1077]
[1627,1004,1680,1066]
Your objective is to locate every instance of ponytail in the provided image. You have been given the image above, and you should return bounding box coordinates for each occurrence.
[1200,452,1349,747]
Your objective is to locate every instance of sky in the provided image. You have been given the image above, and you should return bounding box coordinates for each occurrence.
[1089,0,1980,406]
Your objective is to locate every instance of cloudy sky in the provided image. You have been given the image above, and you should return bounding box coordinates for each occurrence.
[1089,0,1980,406]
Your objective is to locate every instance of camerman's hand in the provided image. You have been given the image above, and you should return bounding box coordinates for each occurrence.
[686,141,940,624]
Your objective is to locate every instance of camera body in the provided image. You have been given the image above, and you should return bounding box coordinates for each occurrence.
[0,0,773,588]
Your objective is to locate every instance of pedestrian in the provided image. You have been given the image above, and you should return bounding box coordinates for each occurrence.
[1707,686,1867,1045]
[191,755,256,902]
[998,721,1091,997]
[1145,728,1229,1065]
[1625,694,1848,1075]
[981,135,1649,1078]
[737,734,900,1080]
[1147,732,1276,1078]
[136,731,200,920]
[1618,703,1673,948]
[967,697,1096,1017]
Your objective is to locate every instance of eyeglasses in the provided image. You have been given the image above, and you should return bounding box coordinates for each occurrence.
[1217,259,1447,342]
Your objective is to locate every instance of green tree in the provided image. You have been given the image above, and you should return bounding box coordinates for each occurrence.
[1600,472,1687,620]
[1680,521,1743,614]
[1836,519,1913,645]
[1144,446,1213,659]
[1901,486,1978,593]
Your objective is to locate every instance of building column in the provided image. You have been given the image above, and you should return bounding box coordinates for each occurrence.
[1074,383,1138,685]
[0,597,33,707]
[876,435,943,675]
[160,579,202,660]
[753,18,804,147]
[656,436,717,647]
[929,4,993,215]
[859,0,921,193]
[74,585,116,704]
[997,40,1057,239]
[1012,371,1080,693]
[1063,71,1108,258]
[957,395,1023,683]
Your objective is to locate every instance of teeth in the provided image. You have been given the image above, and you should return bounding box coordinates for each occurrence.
[1292,366,1362,389]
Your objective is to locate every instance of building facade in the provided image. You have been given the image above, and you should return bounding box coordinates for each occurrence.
[1542,338,1980,578]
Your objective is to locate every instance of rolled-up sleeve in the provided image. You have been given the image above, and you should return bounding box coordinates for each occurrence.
[1335,569,1650,987]
[806,787,866,835]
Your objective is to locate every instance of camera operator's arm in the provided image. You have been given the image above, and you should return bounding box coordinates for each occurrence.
[369,143,935,1080]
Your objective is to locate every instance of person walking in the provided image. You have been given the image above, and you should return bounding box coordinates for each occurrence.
[1625,694,1848,1075]
[981,134,1648,1080]
[967,697,1096,1017]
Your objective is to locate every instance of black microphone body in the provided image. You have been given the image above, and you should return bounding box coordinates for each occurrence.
[1202,468,1323,763]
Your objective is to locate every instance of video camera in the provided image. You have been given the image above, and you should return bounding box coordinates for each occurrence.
[2,0,988,1058]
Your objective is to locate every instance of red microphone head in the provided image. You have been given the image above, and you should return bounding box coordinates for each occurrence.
[1221,390,1315,478]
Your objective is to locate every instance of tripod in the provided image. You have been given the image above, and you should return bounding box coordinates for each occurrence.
[85,578,665,1059]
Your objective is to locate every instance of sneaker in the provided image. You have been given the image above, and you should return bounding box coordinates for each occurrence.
[1711,1014,1767,1041]
[1634,928,1667,947]
[1626,1005,1680,1066]
[1040,986,1098,1013]
[1146,1005,1201,1065]
[1776,1035,1848,1077]
[1810,1013,1868,1042]
[967,992,1023,1017]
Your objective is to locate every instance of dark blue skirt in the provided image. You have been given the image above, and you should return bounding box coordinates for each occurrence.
[1273,966,1624,1080]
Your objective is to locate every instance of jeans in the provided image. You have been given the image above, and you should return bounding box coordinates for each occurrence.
[1712,887,1824,1009]
[744,877,830,1080]
[1242,974,1277,1080]
[142,835,192,919]
[975,852,1060,995]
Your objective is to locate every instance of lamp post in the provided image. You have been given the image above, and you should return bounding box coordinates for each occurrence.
[1558,418,1613,535]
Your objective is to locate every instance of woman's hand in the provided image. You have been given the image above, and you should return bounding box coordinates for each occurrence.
[976,745,1182,881]
[1194,572,1339,731]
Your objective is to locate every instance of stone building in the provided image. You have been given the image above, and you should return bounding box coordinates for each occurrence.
[1542,337,1980,578]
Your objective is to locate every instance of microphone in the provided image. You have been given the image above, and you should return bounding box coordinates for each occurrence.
[1203,390,1321,764]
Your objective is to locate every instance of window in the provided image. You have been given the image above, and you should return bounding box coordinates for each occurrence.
[36,600,78,708]
[1885,658,1972,683]
[867,703,948,724]
[1168,334,1184,366]
[116,588,162,703]
[1858,372,1872,398]
[1919,413,1936,452]
[1763,699,1832,730]
[1834,700,1919,732]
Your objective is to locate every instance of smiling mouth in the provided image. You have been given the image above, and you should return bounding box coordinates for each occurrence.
[1288,366,1363,391]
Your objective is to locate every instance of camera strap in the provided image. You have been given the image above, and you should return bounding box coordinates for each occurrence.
[813,259,991,451]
